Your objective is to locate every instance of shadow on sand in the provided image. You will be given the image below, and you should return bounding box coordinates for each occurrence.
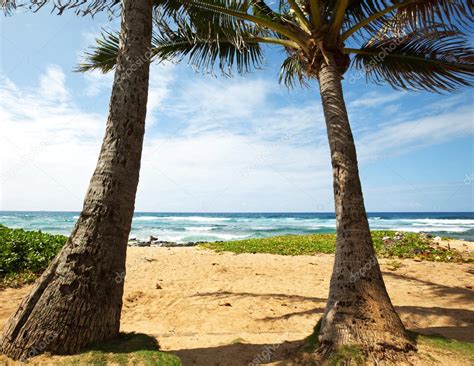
[170,339,303,366]
[171,285,474,365]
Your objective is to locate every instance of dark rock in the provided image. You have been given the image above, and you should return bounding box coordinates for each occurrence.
[128,239,150,247]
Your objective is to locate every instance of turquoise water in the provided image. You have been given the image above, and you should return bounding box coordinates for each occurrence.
[1,212,473,243]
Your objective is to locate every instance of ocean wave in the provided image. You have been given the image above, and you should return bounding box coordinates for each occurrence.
[133,216,161,221]
[3,212,474,242]
[393,226,470,233]
[181,232,248,241]
[396,219,474,225]
[142,231,248,243]
[184,226,215,232]
[159,216,231,222]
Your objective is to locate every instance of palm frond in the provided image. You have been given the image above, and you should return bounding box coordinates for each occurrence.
[278,54,309,88]
[331,0,391,34]
[343,0,473,43]
[155,15,266,74]
[157,0,247,29]
[393,0,473,30]
[78,15,267,75]
[156,0,304,42]
[348,28,474,92]
[77,30,120,72]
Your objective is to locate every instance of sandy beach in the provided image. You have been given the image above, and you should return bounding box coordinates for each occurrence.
[1,241,473,365]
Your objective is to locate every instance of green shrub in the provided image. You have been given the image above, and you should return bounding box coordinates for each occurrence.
[0,224,66,287]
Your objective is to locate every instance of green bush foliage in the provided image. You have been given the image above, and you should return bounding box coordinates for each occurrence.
[0,224,66,287]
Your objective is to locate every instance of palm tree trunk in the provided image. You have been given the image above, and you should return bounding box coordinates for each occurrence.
[315,56,415,361]
[0,0,153,360]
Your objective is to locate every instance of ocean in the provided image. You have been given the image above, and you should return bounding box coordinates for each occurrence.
[1,211,473,243]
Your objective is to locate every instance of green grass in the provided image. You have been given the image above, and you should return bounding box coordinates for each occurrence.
[414,332,474,359]
[57,333,182,366]
[0,224,67,288]
[200,230,466,262]
[328,345,364,366]
[202,233,337,256]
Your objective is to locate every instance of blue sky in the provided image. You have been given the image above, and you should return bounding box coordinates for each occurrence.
[0,9,473,212]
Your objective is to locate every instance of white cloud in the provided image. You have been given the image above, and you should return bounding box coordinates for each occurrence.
[357,106,473,161]
[0,65,333,212]
[146,63,176,126]
[349,91,403,108]
[153,75,325,144]
[39,65,70,102]
[139,131,332,212]
[0,66,106,210]
[1,65,472,212]
[84,69,114,97]
[158,77,274,137]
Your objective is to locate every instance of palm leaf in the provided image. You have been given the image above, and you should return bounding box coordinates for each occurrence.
[78,16,266,75]
[348,28,474,92]
[328,0,391,34]
[156,0,304,42]
[393,0,473,30]
[279,53,309,88]
[77,30,120,72]
[343,0,473,43]
[155,16,266,74]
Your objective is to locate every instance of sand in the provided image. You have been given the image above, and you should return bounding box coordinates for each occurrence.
[0,239,473,365]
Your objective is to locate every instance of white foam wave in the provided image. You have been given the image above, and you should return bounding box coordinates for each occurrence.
[394,226,470,233]
[397,219,474,225]
[130,227,248,243]
[133,216,161,221]
[184,226,214,232]
[160,216,231,222]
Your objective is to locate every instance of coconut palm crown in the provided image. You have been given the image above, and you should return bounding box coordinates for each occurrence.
[80,0,473,92]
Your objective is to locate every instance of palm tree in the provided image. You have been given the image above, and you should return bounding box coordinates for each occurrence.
[83,0,473,362]
[1,0,154,360]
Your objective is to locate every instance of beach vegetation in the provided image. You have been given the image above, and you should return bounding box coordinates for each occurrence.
[413,332,474,359]
[201,230,466,262]
[3,333,182,366]
[0,225,67,288]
